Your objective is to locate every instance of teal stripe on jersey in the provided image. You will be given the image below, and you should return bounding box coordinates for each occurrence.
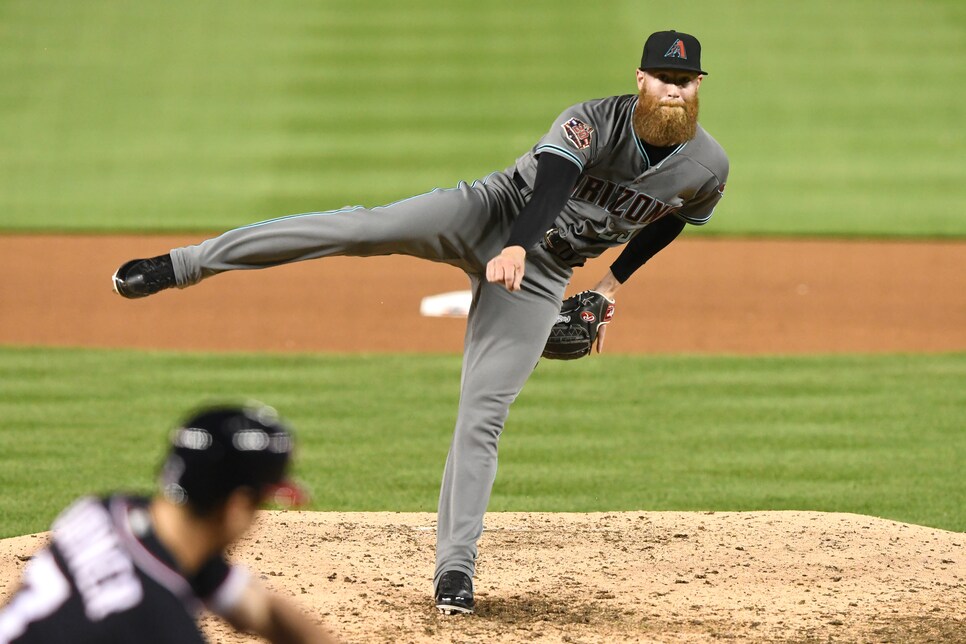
[632,135,648,165]
[631,99,649,165]
[651,141,688,169]
[676,211,712,225]
[235,206,364,231]
[535,144,584,170]
[635,136,687,168]
[372,179,476,210]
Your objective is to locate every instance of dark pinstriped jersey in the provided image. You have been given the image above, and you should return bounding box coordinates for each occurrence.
[0,495,247,644]
[510,94,729,257]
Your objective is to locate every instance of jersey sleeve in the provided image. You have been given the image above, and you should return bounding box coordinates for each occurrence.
[609,214,686,283]
[533,103,601,171]
[675,158,729,226]
[504,152,581,249]
[191,556,249,617]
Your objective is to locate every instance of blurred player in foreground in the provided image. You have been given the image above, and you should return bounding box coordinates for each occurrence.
[0,403,339,644]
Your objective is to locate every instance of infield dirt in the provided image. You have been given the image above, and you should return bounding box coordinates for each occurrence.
[1,235,964,643]
[1,235,964,354]
[1,512,963,643]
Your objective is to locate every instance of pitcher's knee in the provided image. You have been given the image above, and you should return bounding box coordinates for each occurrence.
[452,417,506,455]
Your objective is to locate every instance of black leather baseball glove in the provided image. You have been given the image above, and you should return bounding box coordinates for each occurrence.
[542,290,615,360]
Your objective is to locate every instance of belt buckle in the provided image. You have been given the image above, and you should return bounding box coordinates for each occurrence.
[543,227,559,250]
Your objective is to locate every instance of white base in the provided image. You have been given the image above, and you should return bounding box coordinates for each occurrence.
[419,290,472,318]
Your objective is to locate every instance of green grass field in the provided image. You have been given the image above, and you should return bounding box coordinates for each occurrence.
[1,0,964,236]
[0,2,963,542]
[1,347,963,538]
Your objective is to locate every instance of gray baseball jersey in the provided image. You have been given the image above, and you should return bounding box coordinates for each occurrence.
[512,94,727,256]
[161,92,728,593]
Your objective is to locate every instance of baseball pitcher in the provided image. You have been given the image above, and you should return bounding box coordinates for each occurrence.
[110,30,728,615]
[0,404,338,643]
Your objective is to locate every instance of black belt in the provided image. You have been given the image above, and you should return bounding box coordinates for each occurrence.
[512,169,530,193]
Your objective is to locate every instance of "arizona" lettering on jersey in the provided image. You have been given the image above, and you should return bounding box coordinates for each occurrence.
[571,175,676,225]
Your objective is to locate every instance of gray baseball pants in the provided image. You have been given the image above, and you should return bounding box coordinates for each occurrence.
[168,172,574,589]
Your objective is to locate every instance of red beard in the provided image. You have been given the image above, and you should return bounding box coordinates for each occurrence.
[633,90,699,146]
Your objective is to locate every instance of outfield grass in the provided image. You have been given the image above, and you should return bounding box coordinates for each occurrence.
[1,346,962,538]
[1,0,964,236]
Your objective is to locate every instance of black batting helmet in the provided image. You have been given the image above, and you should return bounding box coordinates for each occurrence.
[159,402,304,513]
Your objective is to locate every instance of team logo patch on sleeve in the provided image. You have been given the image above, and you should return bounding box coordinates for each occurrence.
[562,118,594,150]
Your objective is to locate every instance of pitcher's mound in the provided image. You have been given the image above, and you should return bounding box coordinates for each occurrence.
[214,511,964,643]
[3,511,963,643]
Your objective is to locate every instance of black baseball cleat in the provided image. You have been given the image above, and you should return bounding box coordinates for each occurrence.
[435,570,474,615]
[112,255,176,299]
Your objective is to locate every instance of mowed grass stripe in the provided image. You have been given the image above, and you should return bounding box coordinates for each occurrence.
[0,347,962,537]
[0,0,963,235]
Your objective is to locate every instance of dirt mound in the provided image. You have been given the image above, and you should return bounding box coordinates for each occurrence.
[3,511,963,643]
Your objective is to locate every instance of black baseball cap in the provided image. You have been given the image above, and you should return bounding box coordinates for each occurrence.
[159,403,307,512]
[640,30,707,75]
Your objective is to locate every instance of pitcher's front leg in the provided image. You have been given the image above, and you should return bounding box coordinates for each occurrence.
[434,277,560,605]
